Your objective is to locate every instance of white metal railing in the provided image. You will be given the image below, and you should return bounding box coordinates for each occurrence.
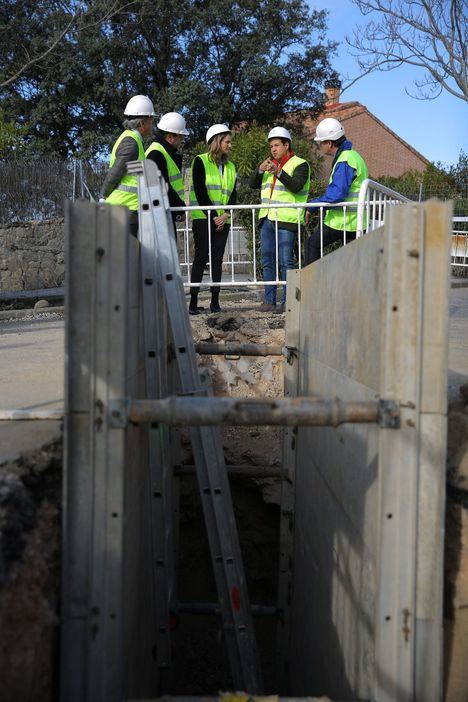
[356,178,411,237]
[170,185,465,289]
[451,216,468,267]
[172,201,357,288]
[357,179,467,268]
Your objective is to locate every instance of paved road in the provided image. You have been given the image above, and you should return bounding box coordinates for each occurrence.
[0,288,467,463]
[0,315,63,463]
[448,285,468,401]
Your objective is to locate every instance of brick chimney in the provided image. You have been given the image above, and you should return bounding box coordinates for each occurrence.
[324,80,341,107]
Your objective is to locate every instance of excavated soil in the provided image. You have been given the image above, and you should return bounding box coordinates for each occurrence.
[0,437,62,702]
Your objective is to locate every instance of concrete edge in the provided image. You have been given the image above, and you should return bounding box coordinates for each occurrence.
[0,306,65,321]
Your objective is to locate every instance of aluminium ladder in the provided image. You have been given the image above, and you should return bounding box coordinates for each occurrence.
[129,159,263,693]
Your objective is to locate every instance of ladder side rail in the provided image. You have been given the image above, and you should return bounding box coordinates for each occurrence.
[134,160,263,692]
[138,201,175,668]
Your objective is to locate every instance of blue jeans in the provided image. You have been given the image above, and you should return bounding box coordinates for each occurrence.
[260,219,296,304]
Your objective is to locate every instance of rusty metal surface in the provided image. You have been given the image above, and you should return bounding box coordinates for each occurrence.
[126,396,382,427]
[195,342,284,357]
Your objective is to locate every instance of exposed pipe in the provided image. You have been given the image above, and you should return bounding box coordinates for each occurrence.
[195,342,284,357]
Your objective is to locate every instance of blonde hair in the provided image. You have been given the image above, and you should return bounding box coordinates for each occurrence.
[207,133,230,165]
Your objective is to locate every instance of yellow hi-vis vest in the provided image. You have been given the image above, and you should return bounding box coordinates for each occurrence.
[145,141,185,200]
[259,155,310,225]
[106,130,145,211]
[324,149,368,232]
[189,153,236,221]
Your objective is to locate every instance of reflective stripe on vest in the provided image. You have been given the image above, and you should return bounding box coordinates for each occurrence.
[116,184,138,194]
[324,149,368,232]
[106,130,145,211]
[145,141,185,200]
[189,153,236,221]
[259,155,310,224]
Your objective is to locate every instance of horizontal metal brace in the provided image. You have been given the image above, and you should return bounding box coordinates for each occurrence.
[109,396,400,428]
[174,464,281,478]
[195,342,284,357]
[176,602,278,617]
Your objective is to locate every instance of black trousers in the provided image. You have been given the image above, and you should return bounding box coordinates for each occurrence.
[128,210,139,238]
[305,224,356,265]
[129,209,177,240]
[190,219,229,294]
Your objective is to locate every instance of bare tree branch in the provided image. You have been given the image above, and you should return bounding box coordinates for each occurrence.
[342,0,468,102]
[0,0,136,90]
[0,4,85,89]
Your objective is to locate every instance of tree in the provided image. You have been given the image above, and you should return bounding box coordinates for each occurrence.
[345,1,467,101]
[379,152,468,215]
[0,0,337,157]
[0,1,134,89]
[0,109,26,156]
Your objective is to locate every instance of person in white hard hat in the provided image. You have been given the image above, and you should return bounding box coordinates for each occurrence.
[146,112,188,228]
[100,95,155,237]
[188,124,237,315]
[305,117,368,264]
[249,126,310,313]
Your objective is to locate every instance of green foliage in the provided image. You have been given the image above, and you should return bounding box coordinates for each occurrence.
[449,150,468,193]
[380,152,468,216]
[0,0,336,158]
[0,110,25,157]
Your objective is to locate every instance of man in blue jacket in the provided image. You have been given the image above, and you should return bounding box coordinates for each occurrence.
[305,118,368,264]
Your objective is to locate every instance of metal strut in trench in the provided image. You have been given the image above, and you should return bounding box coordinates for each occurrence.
[129,159,263,693]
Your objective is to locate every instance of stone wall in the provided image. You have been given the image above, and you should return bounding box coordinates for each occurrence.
[0,219,64,292]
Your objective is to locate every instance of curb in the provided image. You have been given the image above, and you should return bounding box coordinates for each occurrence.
[0,306,64,321]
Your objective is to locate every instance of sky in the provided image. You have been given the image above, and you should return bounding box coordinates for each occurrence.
[310,0,467,168]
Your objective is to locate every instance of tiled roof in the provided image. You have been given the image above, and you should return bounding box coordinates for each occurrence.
[318,102,430,167]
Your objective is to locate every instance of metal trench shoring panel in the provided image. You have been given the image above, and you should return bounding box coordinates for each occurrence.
[129,158,263,694]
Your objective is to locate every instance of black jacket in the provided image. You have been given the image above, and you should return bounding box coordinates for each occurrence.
[146,136,185,210]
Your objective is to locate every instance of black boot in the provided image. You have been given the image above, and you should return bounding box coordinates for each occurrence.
[189,291,200,315]
[210,288,221,313]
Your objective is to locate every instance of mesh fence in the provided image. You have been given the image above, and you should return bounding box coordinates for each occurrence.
[379,185,467,216]
[0,160,107,225]
[0,160,466,225]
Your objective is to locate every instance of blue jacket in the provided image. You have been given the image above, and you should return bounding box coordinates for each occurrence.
[309,139,357,206]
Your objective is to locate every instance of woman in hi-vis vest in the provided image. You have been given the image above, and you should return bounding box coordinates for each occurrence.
[188,124,237,314]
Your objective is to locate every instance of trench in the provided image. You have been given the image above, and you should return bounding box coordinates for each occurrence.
[0,303,286,700]
[0,299,467,700]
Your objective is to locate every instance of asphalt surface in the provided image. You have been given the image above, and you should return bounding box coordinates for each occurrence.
[448,285,468,401]
[0,287,467,463]
[0,314,63,463]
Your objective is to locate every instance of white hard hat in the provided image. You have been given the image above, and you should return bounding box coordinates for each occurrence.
[124,95,156,117]
[206,123,231,144]
[267,127,292,142]
[314,117,345,142]
[157,112,189,135]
